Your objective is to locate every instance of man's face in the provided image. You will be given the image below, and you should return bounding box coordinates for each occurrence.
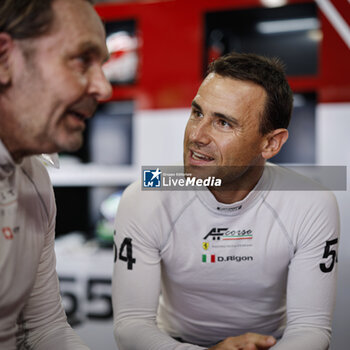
[183,73,267,186]
[5,0,112,158]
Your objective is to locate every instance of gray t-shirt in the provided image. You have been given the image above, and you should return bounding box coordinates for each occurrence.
[0,139,89,350]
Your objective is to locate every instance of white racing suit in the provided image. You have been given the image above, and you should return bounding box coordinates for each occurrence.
[113,164,340,350]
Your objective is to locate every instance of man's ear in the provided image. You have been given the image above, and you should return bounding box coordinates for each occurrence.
[261,128,289,160]
[0,33,13,85]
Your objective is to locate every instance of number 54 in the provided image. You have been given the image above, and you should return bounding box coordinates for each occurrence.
[114,235,136,270]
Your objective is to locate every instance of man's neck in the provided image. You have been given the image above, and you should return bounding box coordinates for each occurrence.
[0,134,29,163]
[209,165,265,204]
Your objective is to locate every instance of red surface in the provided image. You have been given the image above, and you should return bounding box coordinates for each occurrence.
[96,0,350,108]
[318,0,350,102]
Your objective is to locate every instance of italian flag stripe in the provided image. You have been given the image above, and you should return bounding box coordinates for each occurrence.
[202,254,216,263]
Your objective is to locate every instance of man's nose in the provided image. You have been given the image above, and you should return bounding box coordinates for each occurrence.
[189,118,212,145]
[88,65,113,101]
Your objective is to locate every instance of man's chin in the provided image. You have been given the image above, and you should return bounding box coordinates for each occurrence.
[184,163,219,180]
[55,134,83,153]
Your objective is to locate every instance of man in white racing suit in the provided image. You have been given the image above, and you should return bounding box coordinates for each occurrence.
[0,0,112,348]
[112,53,340,350]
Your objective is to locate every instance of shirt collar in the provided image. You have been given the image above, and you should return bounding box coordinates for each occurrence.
[0,138,16,180]
[195,165,273,216]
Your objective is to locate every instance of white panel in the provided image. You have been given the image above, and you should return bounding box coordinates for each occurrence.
[55,235,116,349]
[133,108,190,166]
[316,103,350,349]
[316,103,350,165]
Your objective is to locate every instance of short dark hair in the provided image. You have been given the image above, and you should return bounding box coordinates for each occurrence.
[0,0,93,40]
[208,52,293,135]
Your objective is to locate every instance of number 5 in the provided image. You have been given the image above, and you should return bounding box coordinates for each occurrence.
[320,238,338,273]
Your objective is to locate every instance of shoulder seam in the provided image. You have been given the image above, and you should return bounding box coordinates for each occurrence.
[262,197,295,257]
[161,194,197,251]
[21,167,50,222]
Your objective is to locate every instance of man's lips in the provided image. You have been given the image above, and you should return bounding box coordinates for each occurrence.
[188,149,215,164]
[65,110,92,130]
[68,110,88,121]
[67,98,98,121]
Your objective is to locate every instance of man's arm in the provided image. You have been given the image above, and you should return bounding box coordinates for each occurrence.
[16,232,89,349]
[16,174,89,350]
[271,192,340,350]
[112,185,206,350]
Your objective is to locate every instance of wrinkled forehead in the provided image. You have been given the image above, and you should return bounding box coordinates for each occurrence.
[46,0,108,58]
[51,0,106,38]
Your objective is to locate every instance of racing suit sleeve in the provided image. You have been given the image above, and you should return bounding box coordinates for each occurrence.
[16,181,89,350]
[271,192,340,350]
[112,185,205,350]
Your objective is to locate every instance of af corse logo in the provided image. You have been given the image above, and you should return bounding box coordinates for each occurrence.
[203,227,253,241]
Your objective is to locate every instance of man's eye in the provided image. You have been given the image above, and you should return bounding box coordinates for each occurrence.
[76,54,92,68]
[216,119,232,129]
[80,54,90,64]
[220,119,229,126]
[192,109,203,118]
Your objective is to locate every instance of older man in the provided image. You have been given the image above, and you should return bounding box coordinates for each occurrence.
[0,0,111,348]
